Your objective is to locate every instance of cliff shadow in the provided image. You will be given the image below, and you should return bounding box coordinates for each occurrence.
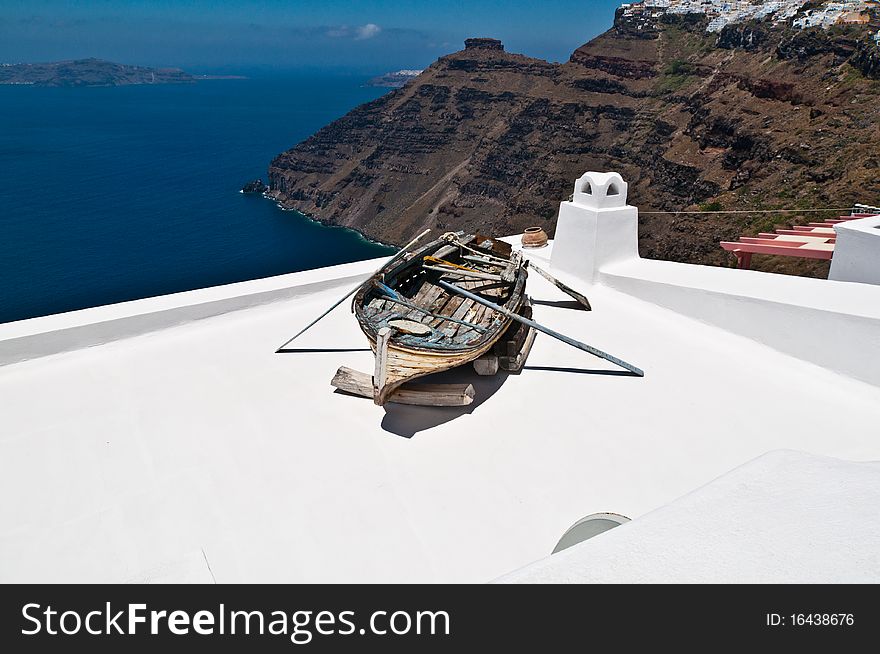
[378,366,510,439]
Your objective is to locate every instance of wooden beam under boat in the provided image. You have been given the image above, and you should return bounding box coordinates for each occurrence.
[331,366,475,406]
[367,334,501,404]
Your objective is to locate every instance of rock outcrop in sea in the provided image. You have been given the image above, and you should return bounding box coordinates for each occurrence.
[241,179,269,194]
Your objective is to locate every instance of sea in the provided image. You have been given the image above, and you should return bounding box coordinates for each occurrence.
[0,74,396,324]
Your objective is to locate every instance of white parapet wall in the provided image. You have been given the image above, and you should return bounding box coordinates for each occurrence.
[0,259,381,367]
[829,215,880,285]
[549,172,880,388]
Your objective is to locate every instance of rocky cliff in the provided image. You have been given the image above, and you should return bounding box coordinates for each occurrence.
[268,15,880,275]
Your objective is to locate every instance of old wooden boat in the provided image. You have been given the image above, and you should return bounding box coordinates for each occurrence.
[352,233,528,404]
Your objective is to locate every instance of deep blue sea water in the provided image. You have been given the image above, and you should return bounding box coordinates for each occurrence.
[0,75,395,324]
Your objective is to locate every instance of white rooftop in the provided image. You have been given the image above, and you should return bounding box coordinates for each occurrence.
[497,450,880,584]
[2,171,879,583]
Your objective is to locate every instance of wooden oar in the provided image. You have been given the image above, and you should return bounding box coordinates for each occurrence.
[527,263,592,310]
[275,228,431,351]
[437,280,643,376]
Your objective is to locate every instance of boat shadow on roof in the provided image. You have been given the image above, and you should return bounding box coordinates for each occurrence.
[374,359,640,438]
[374,366,511,439]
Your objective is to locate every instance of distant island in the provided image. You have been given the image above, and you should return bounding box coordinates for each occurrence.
[366,69,423,88]
[0,58,244,87]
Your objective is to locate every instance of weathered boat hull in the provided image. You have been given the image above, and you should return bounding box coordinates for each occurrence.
[353,233,527,405]
[367,330,508,404]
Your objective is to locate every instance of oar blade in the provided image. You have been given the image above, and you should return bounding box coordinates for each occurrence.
[529,263,592,310]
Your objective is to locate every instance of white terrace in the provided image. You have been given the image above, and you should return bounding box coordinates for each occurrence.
[1,172,879,583]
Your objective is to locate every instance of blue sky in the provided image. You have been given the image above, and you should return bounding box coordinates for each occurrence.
[0,0,622,73]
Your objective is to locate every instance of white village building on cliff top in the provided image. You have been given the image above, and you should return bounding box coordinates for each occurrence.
[622,0,877,34]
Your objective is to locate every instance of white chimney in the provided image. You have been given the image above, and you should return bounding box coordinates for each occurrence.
[550,171,639,283]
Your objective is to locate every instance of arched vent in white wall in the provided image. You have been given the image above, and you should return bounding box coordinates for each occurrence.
[582,181,593,195]
[551,512,630,554]
[607,183,620,196]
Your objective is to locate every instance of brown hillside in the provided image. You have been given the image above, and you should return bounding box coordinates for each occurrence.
[268,14,880,277]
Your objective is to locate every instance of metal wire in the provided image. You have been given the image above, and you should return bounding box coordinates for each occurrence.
[639,208,855,215]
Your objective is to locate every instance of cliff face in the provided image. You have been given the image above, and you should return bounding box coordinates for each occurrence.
[269,17,880,275]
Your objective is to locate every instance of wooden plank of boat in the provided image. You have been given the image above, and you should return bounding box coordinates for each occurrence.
[373,327,392,404]
[387,319,432,335]
[468,300,492,329]
[368,308,401,324]
[409,276,438,306]
[461,300,481,333]
[443,297,476,338]
[405,283,445,323]
[451,289,488,343]
[430,294,463,329]
[331,366,475,406]
[377,292,487,333]
[469,279,507,298]
[424,285,454,323]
